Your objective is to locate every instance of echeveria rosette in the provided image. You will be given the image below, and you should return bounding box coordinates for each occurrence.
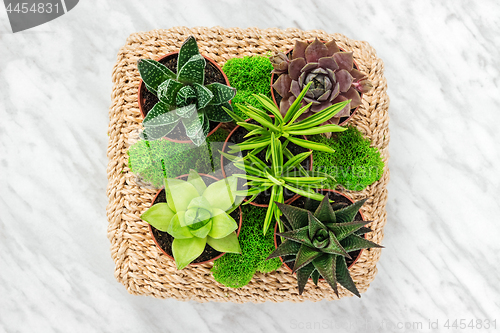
[138,36,236,146]
[272,38,373,129]
[267,194,382,296]
[141,170,244,269]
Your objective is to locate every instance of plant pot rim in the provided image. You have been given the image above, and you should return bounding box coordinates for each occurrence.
[273,189,366,278]
[270,43,362,127]
[147,173,243,266]
[138,51,228,143]
[220,117,313,207]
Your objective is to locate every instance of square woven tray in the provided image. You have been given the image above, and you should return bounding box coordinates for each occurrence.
[106,26,390,303]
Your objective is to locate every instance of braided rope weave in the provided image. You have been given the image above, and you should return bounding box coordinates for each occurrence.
[106,27,390,302]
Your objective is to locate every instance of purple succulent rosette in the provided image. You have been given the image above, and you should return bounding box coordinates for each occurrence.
[271,38,373,126]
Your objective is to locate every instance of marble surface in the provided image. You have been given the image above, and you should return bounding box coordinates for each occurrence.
[1,0,500,332]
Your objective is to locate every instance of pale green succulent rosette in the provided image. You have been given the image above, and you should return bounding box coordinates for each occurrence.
[141,170,244,269]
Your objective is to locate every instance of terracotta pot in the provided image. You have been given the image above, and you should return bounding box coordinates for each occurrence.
[273,189,366,278]
[138,52,229,143]
[147,173,243,266]
[220,117,314,207]
[270,44,362,127]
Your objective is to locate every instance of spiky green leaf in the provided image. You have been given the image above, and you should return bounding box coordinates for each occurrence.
[267,239,301,260]
[275,202,309,229]
[293,244,321,272]
[340,234,382,253]
[336,255,360,297]
[312,254,338,296]
[314,195,336,223]
[297,262,315,295]
[335,198,367,223]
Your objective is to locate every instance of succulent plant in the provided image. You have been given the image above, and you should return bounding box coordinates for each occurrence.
[272,38,373,129]
[222,134,332,234]
[141,170,243,269]
[224,82,348,158]
[267,194,382,296]
[138,36,236,146]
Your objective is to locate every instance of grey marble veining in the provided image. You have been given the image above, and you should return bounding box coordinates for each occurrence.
[1,0,500,332]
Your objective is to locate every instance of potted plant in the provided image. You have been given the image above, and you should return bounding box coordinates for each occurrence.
[141,170,244,269]
[270,38,373,129]
[268,190,382,296]
[137,36,236,146]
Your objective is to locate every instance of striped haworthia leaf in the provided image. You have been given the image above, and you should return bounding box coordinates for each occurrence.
[204,102,233,122]
[206,83,236,105]
[157,79,183,106]
[193,83,214,109]
[176,85,197,107]
[177,36,200,74]
[177,54,205,85]
[141,121,180,140]
[138,59,175,94]
[175,104,197,119]
[143,102,174,126]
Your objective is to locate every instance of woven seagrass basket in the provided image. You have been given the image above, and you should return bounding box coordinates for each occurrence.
[106,26,390,303]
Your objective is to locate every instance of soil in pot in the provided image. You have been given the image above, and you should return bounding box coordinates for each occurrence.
[140,55,227,141]
[276,191,363,271]
[271,47,361,126]
[150,176,241,264]
[222,121,311,205]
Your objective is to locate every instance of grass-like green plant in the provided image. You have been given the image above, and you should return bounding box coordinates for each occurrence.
[138,36,235,146]
[211,204,282,288]
[223,82,348,158]
[128,129,228,189]
[223,133,331,234]
[222,55,274,118]
[311,126,384,191]
[141,170,243,269]
[267,194,382,296]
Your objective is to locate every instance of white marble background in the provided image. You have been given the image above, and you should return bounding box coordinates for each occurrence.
[1,0,499,332]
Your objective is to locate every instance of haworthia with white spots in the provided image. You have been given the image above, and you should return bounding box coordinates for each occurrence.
[175,104,197,119]
[176,85,197,107]
[138,59,176,94]
[193,83,214,109]
[177,54,205,85]
[206,83,236,105]
[157,79,183,106]
[204,102,233,122]
[177,36,200,74]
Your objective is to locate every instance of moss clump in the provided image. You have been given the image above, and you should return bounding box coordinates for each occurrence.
[311,126,384,191]
[128,128,229,188]
[211,204,282,288]
[222,55,273,118]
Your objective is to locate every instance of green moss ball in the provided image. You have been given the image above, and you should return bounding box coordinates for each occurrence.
[311,126,385,191]
[211,204,282,288]
[222,55,273,118]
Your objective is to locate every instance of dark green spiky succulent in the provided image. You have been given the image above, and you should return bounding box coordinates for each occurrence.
[138,36,236,146]
[267,194,382,296]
